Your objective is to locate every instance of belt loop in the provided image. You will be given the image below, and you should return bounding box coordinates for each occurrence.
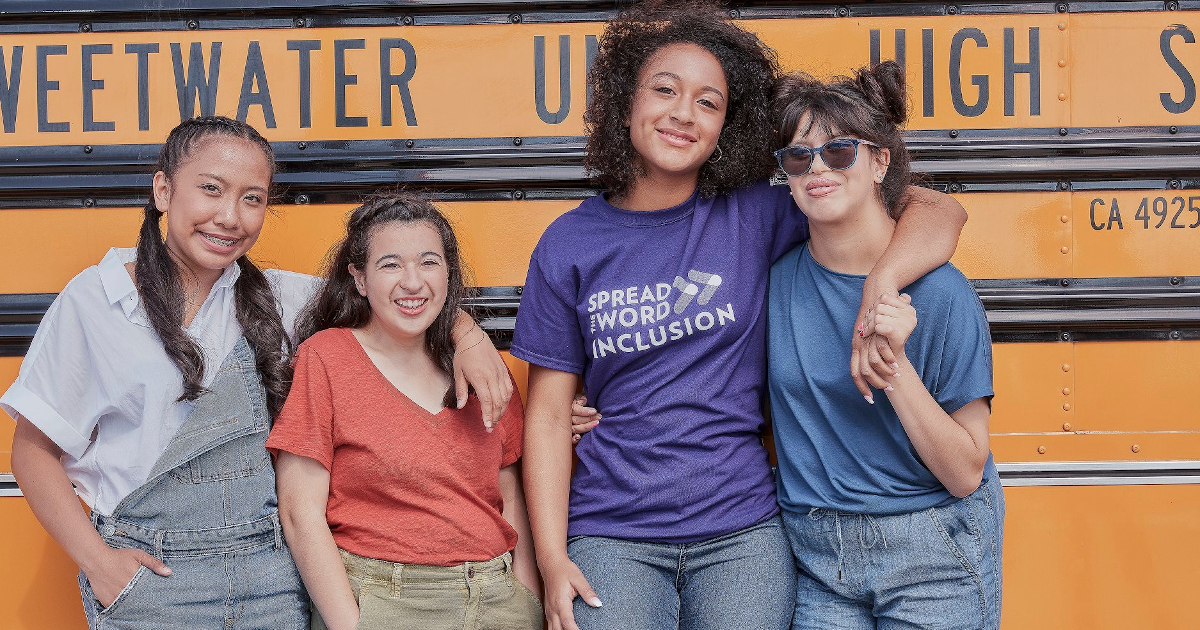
[272,512,283,550]
[153,530,165,560]
[90,511,101,527]
[502,552,513,586]
[391,561,404,598]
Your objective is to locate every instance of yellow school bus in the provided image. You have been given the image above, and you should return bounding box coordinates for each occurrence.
[1,1,1197,628]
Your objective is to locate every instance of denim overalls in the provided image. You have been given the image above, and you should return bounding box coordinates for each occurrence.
[78,339,309,630]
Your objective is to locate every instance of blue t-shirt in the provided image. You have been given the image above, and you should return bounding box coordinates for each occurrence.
[511,180,808,543]
[768,244,995,516]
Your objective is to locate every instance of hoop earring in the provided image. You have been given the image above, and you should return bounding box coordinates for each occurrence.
[708,144,723,164]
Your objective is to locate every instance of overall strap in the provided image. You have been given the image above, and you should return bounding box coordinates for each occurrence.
[107,337,268,517]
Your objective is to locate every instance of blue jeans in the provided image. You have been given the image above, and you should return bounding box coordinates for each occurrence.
[782,473,1005,630]
[568,516,797,630]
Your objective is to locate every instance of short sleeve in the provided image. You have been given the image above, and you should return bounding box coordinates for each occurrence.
[266,342,336,470]
[497,374,525,468]
[931,285,995,414]
[264,269,321,341]
[509,245,586,374]
[761,181,810,263]
[0,277,109,459]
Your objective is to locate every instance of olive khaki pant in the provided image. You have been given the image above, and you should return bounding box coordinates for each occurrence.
[312,548,542,630]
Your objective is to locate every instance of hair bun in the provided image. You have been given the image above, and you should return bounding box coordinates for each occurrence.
[856,60,908,126]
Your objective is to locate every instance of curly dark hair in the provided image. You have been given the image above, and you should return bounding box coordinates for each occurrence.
[771,61,913,219]
[584,0,779,198]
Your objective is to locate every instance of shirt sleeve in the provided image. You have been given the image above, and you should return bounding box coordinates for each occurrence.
[497,373,525,468]
[264,269,321,343]
[265,342,336,470]
[761,180,810,263]
[509,244,587,374]
[930,281,995,414]
[0,276,110,459]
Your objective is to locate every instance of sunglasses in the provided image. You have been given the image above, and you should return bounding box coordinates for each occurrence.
[773,138,881,177]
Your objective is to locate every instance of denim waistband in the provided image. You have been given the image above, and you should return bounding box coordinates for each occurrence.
[339,548,512,586]
[91,511,283,557]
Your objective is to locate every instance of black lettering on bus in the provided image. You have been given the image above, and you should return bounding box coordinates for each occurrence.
[82,44,114,132]
[950,28,988,117]
[36,45,69,132]
[125,43,159,131]
[380,38,417,127]
[1004,27,1040,116]
[922,29,934,117]
[1160,25,1195,114]
[1171,196,1186,228]
[534,35,571,124]
[287,40,320,129]
[171,42,222,120]
[334,39,367,128]
[869,29,906,68]
[586,34,598,106]
[0,46,22,133]
[237,41,275,128]
[1090,198,1123,230]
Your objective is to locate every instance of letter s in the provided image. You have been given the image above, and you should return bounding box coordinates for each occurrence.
[1161,25,1196,114]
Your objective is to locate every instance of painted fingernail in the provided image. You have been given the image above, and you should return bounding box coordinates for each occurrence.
[588,597,604,607]
[885,386,894,392]
[864,395,874,405]
[891,362,900,370]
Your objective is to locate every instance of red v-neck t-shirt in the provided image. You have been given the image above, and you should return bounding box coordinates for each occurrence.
[266,327,524,566]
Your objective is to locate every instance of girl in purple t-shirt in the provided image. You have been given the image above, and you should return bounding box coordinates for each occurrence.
[514,2,969,630]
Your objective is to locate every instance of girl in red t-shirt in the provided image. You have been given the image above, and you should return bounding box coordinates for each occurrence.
[268,193,541,630]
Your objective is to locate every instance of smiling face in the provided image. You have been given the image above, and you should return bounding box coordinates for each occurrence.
[349,221,449,344]
[627,42,728,187]
[155,137,272,283]
[785,113,891,226]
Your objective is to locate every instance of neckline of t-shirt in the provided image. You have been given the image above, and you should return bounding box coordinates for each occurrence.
[339,327,452,420]
[801,243,869,280]
[592,190,699,227]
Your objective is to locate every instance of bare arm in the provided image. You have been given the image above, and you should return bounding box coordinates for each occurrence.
[523,366,601,630]
[875,294,991,497]
[275,452,358,630]
[451,310,514,430]
[499,464,540,597]
[853,186,968,400]
[11,416,171,607]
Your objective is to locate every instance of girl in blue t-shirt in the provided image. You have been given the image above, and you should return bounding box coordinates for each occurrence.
[767,61,1004,629]
[517,3,974,630]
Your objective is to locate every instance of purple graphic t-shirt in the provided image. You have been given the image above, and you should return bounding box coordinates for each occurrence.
[511,179,808,543]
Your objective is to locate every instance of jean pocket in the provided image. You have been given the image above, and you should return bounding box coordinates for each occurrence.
[929,498,984,577]
[96,565,149,619]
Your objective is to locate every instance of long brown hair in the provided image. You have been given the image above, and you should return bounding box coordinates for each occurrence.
[136,115,292,416]
[295,192,471,404]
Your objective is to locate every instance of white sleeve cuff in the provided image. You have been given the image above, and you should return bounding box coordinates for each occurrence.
[0,383,92,459]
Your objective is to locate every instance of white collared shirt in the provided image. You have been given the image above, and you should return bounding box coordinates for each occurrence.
[0,248,319,514]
